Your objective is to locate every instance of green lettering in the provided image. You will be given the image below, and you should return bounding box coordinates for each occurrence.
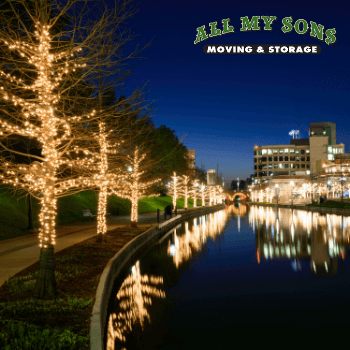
[310,21,324,41]
[281,16,293,33]
[222,18,235,34]
[209,21,222,38]
[325,28,337,45]
[194,25,209,44]
[261,16,277,30]
[240,16,261,31]
[294,19,309,34]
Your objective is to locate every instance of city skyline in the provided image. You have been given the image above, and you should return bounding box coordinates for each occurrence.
[121,0,349,182]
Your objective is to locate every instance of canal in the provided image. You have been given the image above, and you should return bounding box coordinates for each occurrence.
[106,204,350,349]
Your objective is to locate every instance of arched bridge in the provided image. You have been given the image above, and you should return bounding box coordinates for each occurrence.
[225,190,250,201]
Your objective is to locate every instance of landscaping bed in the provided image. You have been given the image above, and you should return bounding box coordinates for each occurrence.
[0,223,154,350]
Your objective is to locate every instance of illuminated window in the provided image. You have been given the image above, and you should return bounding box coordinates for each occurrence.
[262,165,267,169]
[279,149,283,154]
[290,164,294,168]
[295,149,299,154]
[296,156,300,161]
[306,149,310,154]
[274,164,278,169]
[306,170,310,174]
[339,148,343,154]
[327,146,333,153]
[267,149,272,155]
[268,164,272,169]
[284,148,289,153]
[327,154,333,161]
[290,149,295,153]
[273,149,278,154]
[262,149,267,155]
[279,164,283,169]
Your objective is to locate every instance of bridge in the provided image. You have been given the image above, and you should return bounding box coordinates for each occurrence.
[224,190,250,201]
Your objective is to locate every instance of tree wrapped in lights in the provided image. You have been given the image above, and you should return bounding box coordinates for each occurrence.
[178,174,190,209]
[0,0,145,297]
[190,179,200,208]
[200,183,207,207]
[111,147,160,227]
[168,172,180,210]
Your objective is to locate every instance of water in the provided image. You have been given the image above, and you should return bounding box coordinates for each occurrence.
[106,205,350,349]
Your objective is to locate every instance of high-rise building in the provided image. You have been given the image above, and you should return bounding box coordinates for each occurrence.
[253,122,344,185]
[207,169,216,185]
[187,150,195,168]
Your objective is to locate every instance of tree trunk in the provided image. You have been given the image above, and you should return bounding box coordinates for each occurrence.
[27,194,34,230]
[96,184,108,243]
[34,244,56,298]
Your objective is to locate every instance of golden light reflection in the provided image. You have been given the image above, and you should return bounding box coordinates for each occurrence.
[107,260,165,349]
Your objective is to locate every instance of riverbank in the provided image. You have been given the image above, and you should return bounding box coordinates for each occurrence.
[0,204,223,350]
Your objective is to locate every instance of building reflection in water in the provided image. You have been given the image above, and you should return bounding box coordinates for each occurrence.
[250,206,349,276]
[107,260,165,350]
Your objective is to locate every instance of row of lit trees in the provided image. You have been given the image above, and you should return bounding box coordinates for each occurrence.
[168,172,224,209]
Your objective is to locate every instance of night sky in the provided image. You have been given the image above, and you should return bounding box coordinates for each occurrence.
[120,0,350,183]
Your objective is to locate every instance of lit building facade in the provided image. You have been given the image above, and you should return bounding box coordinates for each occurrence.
[253,122,344,185]
[187,150,196,168]
[207,169,216,185]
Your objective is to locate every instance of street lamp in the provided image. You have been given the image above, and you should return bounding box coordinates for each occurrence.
[290,181,294,206]
[275,184,279,206]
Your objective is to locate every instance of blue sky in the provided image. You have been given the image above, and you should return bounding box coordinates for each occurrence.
[120,0,350,183]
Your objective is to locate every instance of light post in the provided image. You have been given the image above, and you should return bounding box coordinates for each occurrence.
[290,181,294,206]
[275,184,279,206]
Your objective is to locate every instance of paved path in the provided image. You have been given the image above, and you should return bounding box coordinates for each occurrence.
[0,208,198,287]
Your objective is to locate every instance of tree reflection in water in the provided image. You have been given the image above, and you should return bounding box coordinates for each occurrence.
[107,260,165,350]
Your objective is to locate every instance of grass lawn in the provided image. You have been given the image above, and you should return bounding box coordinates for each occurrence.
[0,185,202,241]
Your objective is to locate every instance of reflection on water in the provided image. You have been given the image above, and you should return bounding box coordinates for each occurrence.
[250,206,349,275]
[106,205,350,349]
[107,260,165,350]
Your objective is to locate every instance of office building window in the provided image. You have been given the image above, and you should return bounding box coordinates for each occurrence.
[301,157,305,162]
[295,150,300,154]
[254,158,257,163]
[285,164,289,168]
[274,156,278,161]
[301,149,305,154]
[258,165,262,170]
[268,164,272,169]
[306,156,310,161]
[339,148,343,154]
[279,156,283,161]
[262,149,267,155]
[279,149,284,153]
[254,165,257,170]
[273,149,278,154]
[254,151,257,155]
[290,156,295,161]
[290,164,294,168]
[290,149,295,153]
[261,172,266,176]
[262,157,267,162]
[301,164,305,168]
[258,151,262,155]
[268,157,272,161]
[284,156,288,161]
[306,149,310,154]
[296,156,300,161]
[284,148,289,153]
[306,164,310,169]
[274,164,278,169]
[262,165,267,169]
[269,172,274,176]
[279,164,283,169]
[268,149,272,154]
[294,164,300,169]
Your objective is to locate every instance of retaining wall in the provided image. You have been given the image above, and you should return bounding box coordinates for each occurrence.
[90,204,226,350]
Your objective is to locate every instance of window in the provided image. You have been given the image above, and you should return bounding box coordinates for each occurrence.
[274,164,278,169]
[261,172,266,176]
[306,149,310,154]
[301,157,305,162]
[290,149,295,153]
[296,156,300,161]
[274,156,278,162]
[339,148,343,154]
[258,165,262,170]
[262,165,267,169]
[254,151,257,155]
[267,149,272,155]
[306,156,310,161]
[327,146,332,153]
[279,156,283,161]
[262,157,267,162]
[273,149,278,154]
[334,148,338,154]
[285,164,289,168]
[301,149,305,154]
[268,157,272,161]
[290,156,295,161]
[290,164,294,168]
[279,164,283,169]
[268,164,272,169]
[306,170,310,174]
[279,149,284,154]
[269,172,274,176]
[258,151,262,155]
[301,164,305,168]
[328,154,334,161]
[284,148,289,153]
[262,149,267,155]
[254,165,257,170]
[284,156,288,161]
[306,164,310,169]
[295,149,300,154]
[294,164,300,169]
[254,158,257,163]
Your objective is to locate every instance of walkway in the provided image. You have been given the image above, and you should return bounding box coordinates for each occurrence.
[0,208,200,287]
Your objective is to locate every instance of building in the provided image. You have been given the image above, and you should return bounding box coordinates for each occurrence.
[187,150,196,168]
[207,169,216,185]
[253,122,344,186]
